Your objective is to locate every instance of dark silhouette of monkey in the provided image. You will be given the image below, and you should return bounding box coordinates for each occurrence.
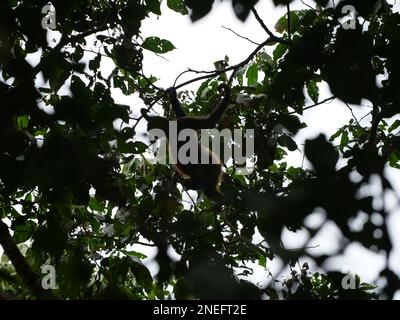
[141,84,230,202]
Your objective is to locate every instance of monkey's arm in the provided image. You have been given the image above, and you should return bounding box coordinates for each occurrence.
[168,88,186,118]
[175,84,231,130]
[206,84,230,127]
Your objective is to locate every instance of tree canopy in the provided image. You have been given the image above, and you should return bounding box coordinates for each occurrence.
[0,0,399,300]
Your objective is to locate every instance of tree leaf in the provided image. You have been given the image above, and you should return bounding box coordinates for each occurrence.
[389,119,400,133]
[306,80,319,103]
[246,63,258,86]
[145,0,161,15]
[142,37,176,54]
[167,0,188,15]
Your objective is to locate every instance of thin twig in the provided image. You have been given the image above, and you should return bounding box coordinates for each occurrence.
[301,0,319,11]
[133,241,157,247]
[176,38,273,89]
[184,189,198,210]
[174,69,193,87]
[221,25,260,45]
[286,96,336,115]
[344,102,361,126]
[360,110,373,123]
[139,70,163,92]
[174,67,226,87]
[132,93,165,131]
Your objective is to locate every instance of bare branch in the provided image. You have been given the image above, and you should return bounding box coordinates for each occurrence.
[133,241,157,247]
[221,25,260,45]
[287,96,336,115]
[301,0,318,12]
[251,7,292,46]
[176,38,273,89]
[344,102,362,127]
[137,33,281,128]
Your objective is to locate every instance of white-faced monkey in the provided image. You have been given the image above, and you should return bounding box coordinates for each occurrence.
[141,84,230,203]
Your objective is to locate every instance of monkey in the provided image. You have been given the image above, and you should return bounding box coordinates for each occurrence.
[141,84,230,203]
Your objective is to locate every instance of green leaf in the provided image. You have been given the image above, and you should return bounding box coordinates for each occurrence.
[305,134,338,172]
[1,254,9,264]
[142,37,176,54]
[128,257,153,293]
[287,166,302,179]
[122,250,148,259]
[89,53,101,71]
[273,43,288,62]
[59,252,93,287]
[246,63,258,86]
[389,120,400,133]
[119,141,148,154]
[14,220,36,244]
[100,103,130,123]
[145,0,161,15]
[306,80,319,104]
[340,130,349,147]
[258,254,267,268]
[89,196,106,212]
[167,0,188,15]
[330,128,344,141]
[274,15,287,34]
[257,52,274,67]
[389,150,400,168]
[278,135,298,151]
[16,115,29,130]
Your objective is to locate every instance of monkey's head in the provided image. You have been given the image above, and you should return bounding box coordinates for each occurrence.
[140,108,170,134]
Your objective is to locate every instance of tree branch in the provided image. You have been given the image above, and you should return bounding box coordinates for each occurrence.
[135,37,274,131]
[344,102,362,127]
[287,96,336,115]
[251,7,292,46]
[176,38,273,89]
[0,220,59,299]
[221,25,260,45]
[137,34,279,129]
[287,4,292,41]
